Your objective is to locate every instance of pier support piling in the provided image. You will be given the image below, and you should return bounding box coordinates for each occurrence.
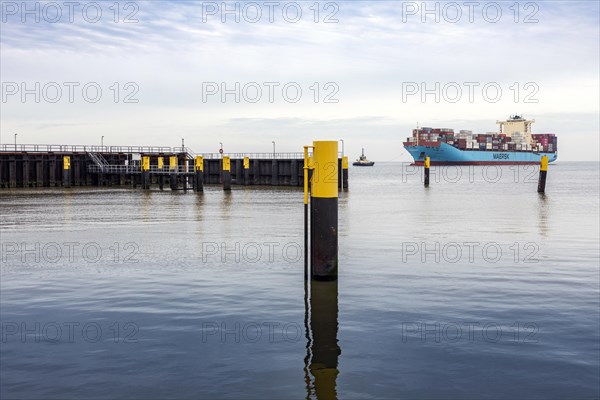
[169,156,178,190]
[9,158,16,188]
[158,157,164,190]
[194,156,204,192]
[62,156,71,188]
[49,158,56,187]
[243,157,250,185]
[271,160,278,186]
[235,159,243,185]
[253,159,260,185]
[35,160,43,187]
[141,156,150,190]
[222,156,231,191]
[291,159,298,186]
[22,157,29,187]
[73,159,81,186]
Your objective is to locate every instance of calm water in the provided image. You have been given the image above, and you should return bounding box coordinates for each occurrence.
[1,162,599,399]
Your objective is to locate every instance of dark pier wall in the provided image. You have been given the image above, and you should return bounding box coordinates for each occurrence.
[0,152,132,188]
[0,152,341,189]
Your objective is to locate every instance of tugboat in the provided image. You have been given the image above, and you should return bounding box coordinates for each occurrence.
[352,148,375,166]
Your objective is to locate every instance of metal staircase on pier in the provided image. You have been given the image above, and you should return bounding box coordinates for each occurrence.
[181,147,196,163]
[87,152,110,173]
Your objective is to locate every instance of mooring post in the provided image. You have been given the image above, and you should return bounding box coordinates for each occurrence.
[157,156,164,190]
[342,156,349,189]
[243,157,250,185]
[141,156,150,189]
[169,155,178,190]
[62,156,71,188]
[537,155,548,193]
[222,156,231,191]
[424,156,430,187]
[310,141,338,281]
[194,155,204,192]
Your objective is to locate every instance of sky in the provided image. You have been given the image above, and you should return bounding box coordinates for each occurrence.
[1,0,599,161]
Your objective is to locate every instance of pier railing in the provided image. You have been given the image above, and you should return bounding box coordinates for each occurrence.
[88,165,196,174]
[1,144,179,154]
[199,152,308,159]
[0,144,321,159]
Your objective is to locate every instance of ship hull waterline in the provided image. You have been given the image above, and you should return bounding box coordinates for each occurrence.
[404,142,557,166]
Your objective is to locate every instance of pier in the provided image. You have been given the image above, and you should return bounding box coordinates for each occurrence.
[0,144,349,190]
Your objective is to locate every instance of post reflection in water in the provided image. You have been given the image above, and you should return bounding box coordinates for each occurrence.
[537,193,549,238]
[304,280,341,400]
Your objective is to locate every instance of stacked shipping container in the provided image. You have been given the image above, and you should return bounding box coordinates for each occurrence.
[409,129,558,153]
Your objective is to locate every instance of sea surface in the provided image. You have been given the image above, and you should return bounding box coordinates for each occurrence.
[1,162,599,399]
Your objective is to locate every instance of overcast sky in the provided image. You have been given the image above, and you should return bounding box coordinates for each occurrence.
[1,0,599,161]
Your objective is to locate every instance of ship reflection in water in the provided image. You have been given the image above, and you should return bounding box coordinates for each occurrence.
[304,280,341,400]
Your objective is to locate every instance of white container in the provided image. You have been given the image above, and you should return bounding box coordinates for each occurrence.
[486,143,492,150]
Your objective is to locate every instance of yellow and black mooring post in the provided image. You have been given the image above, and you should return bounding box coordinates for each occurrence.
[424,156,430,187]
[537,155,548,193]
[342,156,349,189]
[63,156,71,188]
[310,141,338,281]
[158,156,164,190]
[243,157,250,185]
[222,156,231,190]
[141,156,150,189]
[169,155,178,190]
[194,155,203,192]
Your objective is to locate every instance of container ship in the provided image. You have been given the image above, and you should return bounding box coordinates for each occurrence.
[403,115,558,165]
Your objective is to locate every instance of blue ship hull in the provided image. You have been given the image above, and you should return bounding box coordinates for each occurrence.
[404,142,558,165]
